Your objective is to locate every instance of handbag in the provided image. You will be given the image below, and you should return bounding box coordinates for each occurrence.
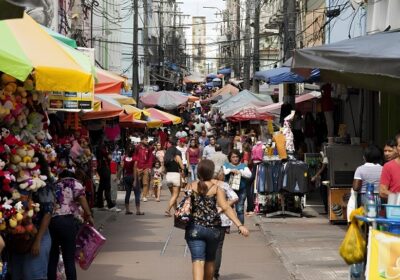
[174,190,192,230]
[75,224,106,270]
[229,173,241,191]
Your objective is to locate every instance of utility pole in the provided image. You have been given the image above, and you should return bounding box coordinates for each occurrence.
[283,0,296,61]
[283,0,297,106]
[132,0,139,102]
[243,3,251,89]
[252,0,261,93]
[235,0,240,78]
[143,0,150,89]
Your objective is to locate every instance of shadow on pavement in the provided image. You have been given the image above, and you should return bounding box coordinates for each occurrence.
[219,273,254,279]
[79,263,152,280]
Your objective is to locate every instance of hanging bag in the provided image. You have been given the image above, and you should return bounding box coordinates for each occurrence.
[346,189,358,223]
[174,189,193,230]
[339,208,366,265]
[229,172,241,191]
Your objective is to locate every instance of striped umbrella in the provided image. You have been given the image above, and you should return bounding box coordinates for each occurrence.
[0,14,93,92]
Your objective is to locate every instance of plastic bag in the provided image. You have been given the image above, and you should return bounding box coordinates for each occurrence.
[57,253,66,280]
[75,224,106,270]
[339,219,366,265]
[347,189,358,223]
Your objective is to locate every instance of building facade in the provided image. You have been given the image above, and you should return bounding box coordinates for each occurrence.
[192,16,207,75]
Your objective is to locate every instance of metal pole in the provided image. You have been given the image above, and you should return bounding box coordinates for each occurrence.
[132,0,139,102]
[252,0,261,93]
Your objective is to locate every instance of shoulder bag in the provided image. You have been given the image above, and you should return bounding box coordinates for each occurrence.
[174,187,193,230]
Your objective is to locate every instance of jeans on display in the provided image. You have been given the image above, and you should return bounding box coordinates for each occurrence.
[189,164,198,182]
[283,161,309,193]
[214,227,227,278]
[234,188,247,224]
[48,215,80,280]
[264,161,283,193]
[124,175,141,206]
[185,224,221,262]
[256,164,266,193]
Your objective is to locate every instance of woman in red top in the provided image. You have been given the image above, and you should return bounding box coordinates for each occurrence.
[186,138,201,182]
[120,146,143,215]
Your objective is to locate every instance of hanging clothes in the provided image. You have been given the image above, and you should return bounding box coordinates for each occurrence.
[282,161,310,193]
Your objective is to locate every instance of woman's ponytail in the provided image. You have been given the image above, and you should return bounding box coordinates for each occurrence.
[196,159,215,196]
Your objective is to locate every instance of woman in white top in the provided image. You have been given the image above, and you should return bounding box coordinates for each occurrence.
[352,144,383,206]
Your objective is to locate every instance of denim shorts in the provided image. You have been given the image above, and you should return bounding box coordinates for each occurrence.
[185,224,221,262]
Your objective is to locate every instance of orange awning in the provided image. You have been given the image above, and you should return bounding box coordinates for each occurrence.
[81,97,123,120]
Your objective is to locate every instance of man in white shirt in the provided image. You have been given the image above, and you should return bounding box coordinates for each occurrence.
[209,144,228,176]
[193,119,204,134]
[203,136,216,160]
[175,127,188,139]
[204,119,213,137]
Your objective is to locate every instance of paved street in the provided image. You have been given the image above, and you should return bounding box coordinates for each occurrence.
[257,197,349,280]
[78,191,293,279]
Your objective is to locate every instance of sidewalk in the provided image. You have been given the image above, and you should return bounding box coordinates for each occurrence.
[78,191,292,279]
[255,191,349,280]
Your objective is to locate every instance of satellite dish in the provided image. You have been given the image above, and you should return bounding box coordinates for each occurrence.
[5,0,43,8]
[350,0,364,9]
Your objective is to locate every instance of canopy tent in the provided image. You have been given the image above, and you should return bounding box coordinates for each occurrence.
[82,97,123,121]
[183,72,205,84]
[292,30,400,92]
[0,14,94,92]
[145,108,182,125]
[253,67,319,84]
[212,84,239,97]
[213,90,273,117]
[227,108,274,122]
[119,105,163,128]
[218,68,232,75]
[140,90,188,110]
[95,68,126,93]
[95,94,136,107]
[256,91,321,117]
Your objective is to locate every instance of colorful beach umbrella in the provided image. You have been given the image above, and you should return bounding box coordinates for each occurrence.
[0,14,94,92]
[140,91,188,110]
[119,105,163,128]
[41,25,77,48]
[95,68,127,93]
[96,94,136,107]
[145,108,182,125]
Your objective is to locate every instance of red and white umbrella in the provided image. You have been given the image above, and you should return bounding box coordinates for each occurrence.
[140,91,188,110]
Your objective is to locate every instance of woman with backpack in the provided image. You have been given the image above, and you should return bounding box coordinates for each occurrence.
[185,159,249,280]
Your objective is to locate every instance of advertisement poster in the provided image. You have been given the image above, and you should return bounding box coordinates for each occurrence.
[368,229,400,280]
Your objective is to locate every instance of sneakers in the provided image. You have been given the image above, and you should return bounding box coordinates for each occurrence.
[108,206,122,212]
[142,197,148,202]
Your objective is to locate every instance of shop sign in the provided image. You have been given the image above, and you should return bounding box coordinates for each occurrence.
[48,91,94,112]
[368,229,400,279]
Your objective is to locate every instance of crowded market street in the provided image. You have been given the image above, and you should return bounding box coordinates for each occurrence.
[1,1,400,280]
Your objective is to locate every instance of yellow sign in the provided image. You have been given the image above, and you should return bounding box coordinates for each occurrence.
[369,229,400,279]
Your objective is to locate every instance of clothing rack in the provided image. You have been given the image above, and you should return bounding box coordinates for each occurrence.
[254,159,309,217]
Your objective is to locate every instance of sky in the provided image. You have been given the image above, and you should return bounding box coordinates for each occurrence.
[180,0,226,71]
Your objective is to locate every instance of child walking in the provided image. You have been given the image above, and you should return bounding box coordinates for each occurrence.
[152,161,163,202]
